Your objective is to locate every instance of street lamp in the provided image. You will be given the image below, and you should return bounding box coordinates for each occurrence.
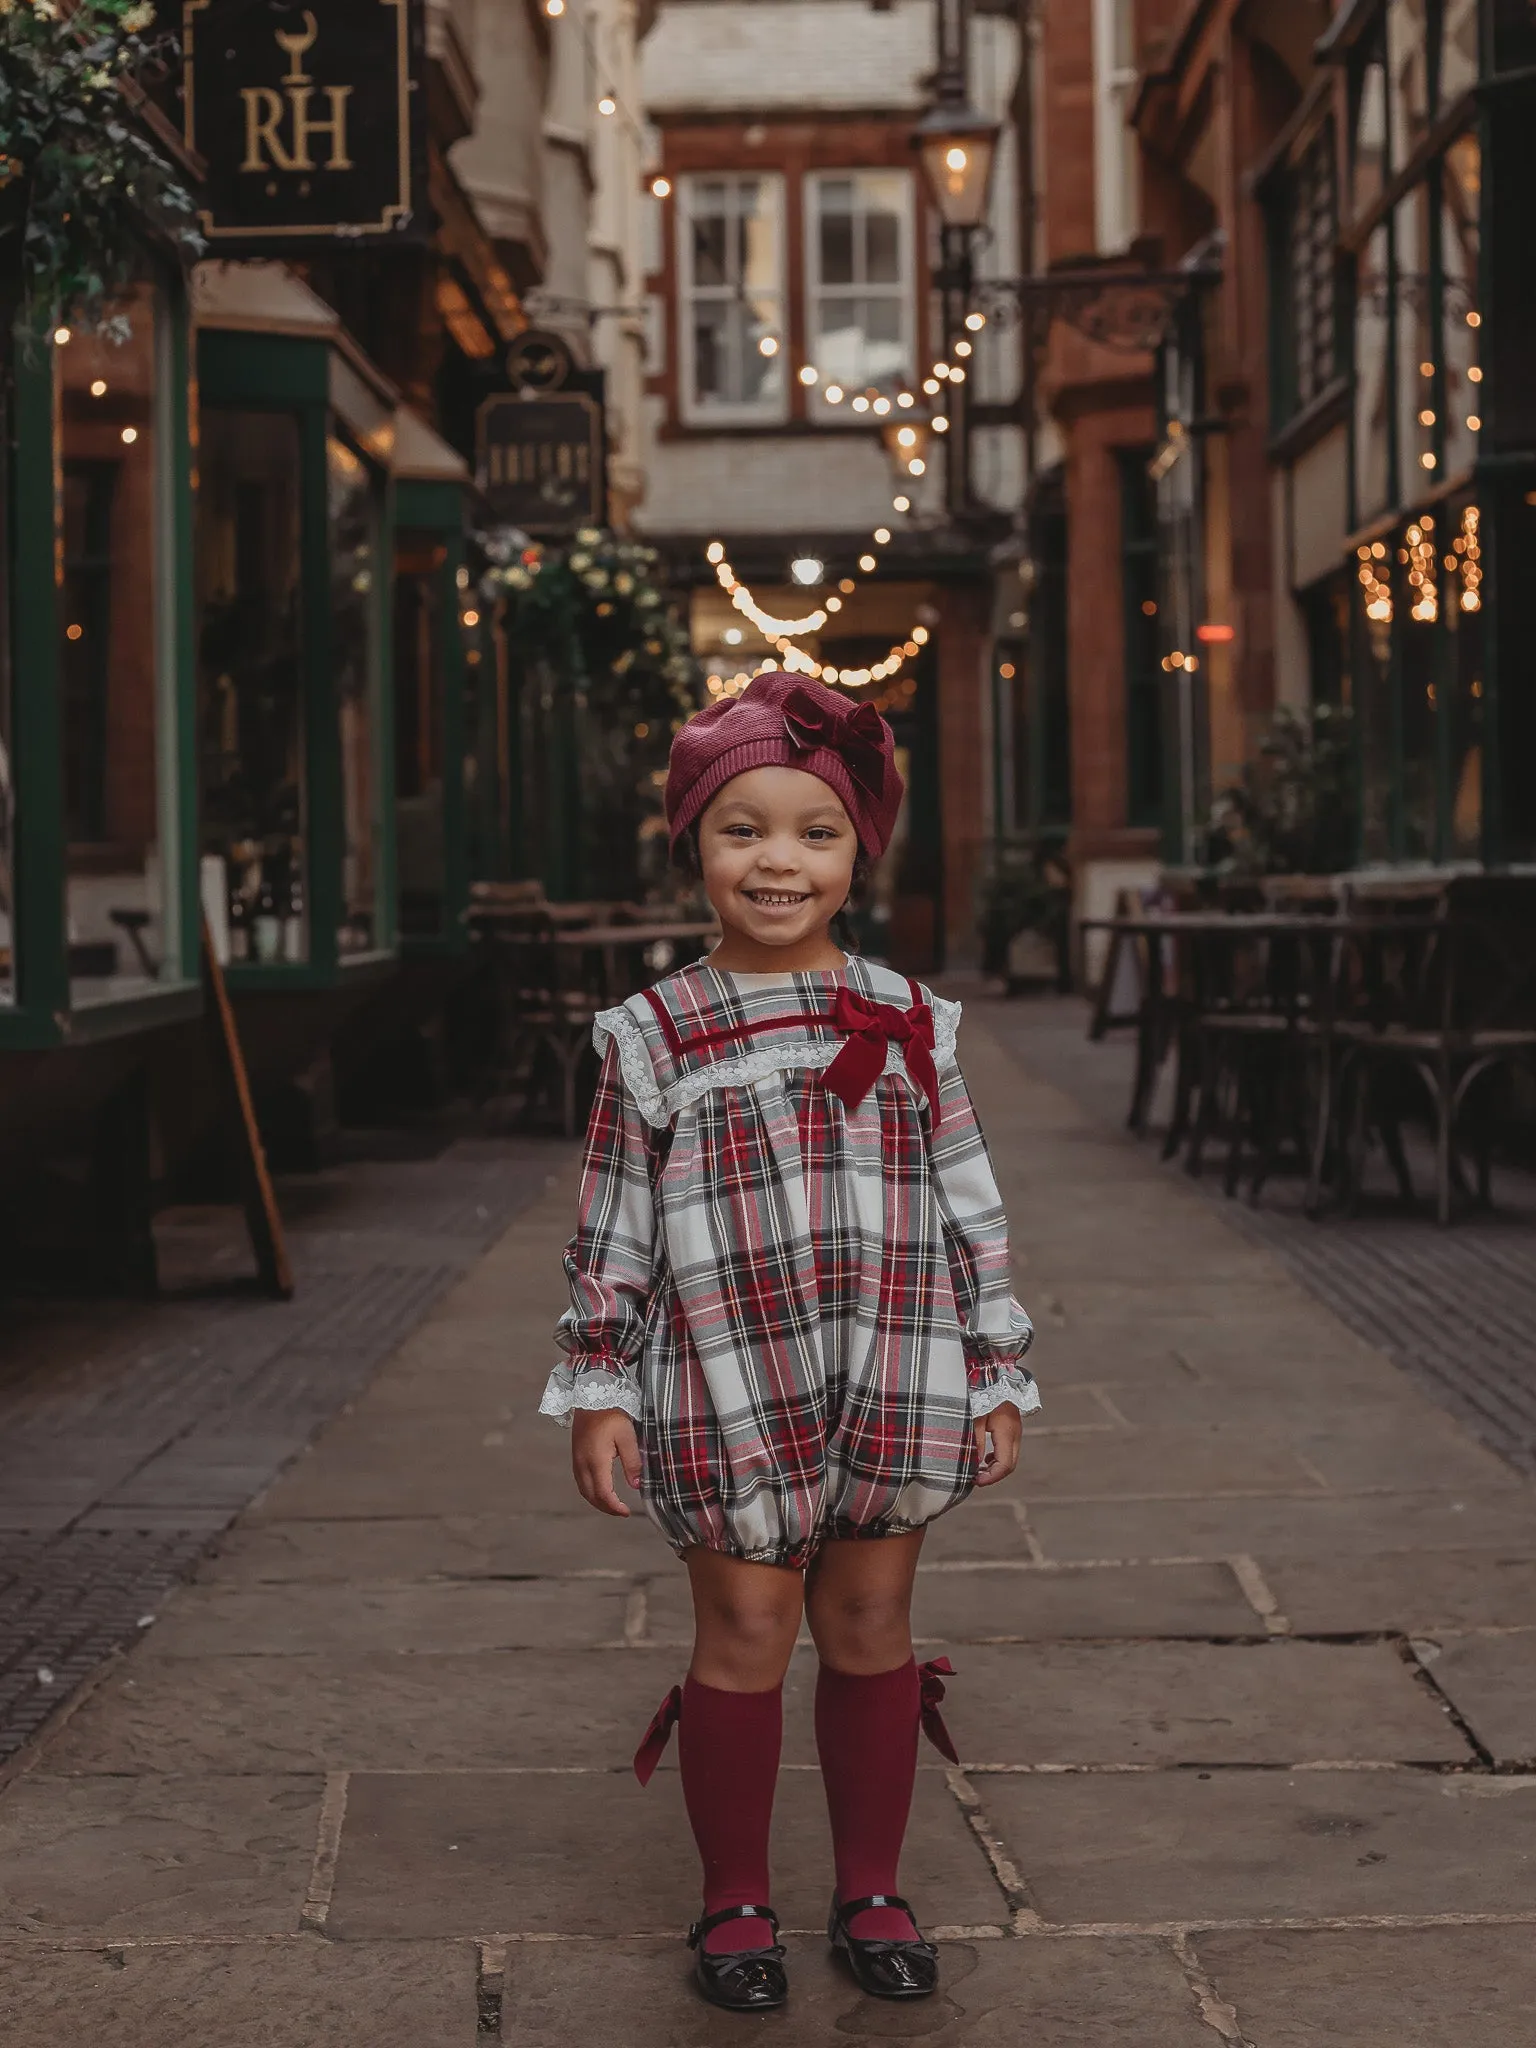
[913,101,1000,234]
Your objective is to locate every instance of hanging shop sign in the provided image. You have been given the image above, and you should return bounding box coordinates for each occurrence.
[477,391,606,534]
[182,0,427,246]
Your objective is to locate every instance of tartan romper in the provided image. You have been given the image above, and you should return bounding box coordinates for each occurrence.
[541,956,1039,1568]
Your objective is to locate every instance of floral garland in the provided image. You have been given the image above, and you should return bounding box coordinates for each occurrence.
[481,525,699,717]
[0,0,201,334]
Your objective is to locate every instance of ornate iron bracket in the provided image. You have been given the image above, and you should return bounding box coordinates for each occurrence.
[972,264,1222,354]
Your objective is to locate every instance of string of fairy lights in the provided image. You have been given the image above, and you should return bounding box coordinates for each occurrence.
[699,318,989,700]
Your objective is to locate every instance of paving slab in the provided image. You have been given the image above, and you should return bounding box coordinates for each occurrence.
[500,1933,1213,2046]
[0,1938,479,2047]
[1020,1428,1324,1500]
[910,1562,1263,1641]
[932,1640,1466,1765]
[915,1503,1035,1564]
[1265,1552,1536,1634]
[141,1578,640,1658]
[1293,1420,1525,1494]
[201,1512,655,1583]
[1030,1492,1536,1564]
[980,1769,1536,1926]
[248,1438,583,1519]
[0,1776,321,1939]
[1420,1632,1536,1765]
[327,1768,1001,1940]
[1192,1924,1536,2047]
[38,1649,684,1775]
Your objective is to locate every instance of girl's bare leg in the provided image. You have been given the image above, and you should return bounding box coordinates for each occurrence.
[685,1549,804,1691]
[803,1529,925,1672]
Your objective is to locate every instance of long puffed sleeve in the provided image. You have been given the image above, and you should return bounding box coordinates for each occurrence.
[539,1041,662,1426]
[929,1050,1041,1423]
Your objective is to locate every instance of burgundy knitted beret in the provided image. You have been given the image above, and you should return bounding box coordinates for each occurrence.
[666,672,905,860]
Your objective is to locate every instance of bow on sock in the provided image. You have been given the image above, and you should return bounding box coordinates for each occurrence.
[634,1684,683,1785]
[918,1657,959,1764]
[823,989,942,1123]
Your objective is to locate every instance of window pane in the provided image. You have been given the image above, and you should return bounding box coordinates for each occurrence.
[1441,132,1483,479]
[1441,0,1479,100]
[1445,498,1484,856]
[1288,127,1338,411]
[1388,0,1432,155]
[739,184,779,292]
[1394,186,1436,496]
[198,408,307,966]
[0,351,12,1006]
[59,286,171,1003]
[1354,544,1395,860]
[691,209,728,289]
[394,535,446,938]
[1354,224,1393,520]
[819,206,855,287]
[1354,50,1389,216]
[1491,0,1536,72]
[329,437,380,956]
[864,208,901,285]
[1397,513,1438,859]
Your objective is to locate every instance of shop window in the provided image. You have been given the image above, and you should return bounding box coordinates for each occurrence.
[197,408,308,966]
[1118,450,1163,829]
[394,534,447,938]
[807,171,914,403]
[1394,184,1437,495]
[1353,224,1394,520]
[329,436,381,956]
[1395,513,1439,858]
[1445,497,1484,858]
[1491,0,1536,74]
[678,174,787,423]
[1388,0,1433,158]
[1272,124,1339,424]
[1441,132,1483,480]
[57,287,181,1004]
[1353,540,1395,861]
[1441,0,1479,101]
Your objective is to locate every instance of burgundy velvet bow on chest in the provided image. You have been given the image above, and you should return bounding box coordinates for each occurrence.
[823,988,941,1124]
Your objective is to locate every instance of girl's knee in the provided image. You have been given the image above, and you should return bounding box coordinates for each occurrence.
[809,1585,913,1669]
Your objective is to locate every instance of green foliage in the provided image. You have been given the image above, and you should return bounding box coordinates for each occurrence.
[978,833,1071,978]
[1205,703,1359,876]
[0,0,201,333]
[482,526,698,716]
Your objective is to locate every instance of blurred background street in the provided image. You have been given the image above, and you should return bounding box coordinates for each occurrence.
[5,0,1536,2038]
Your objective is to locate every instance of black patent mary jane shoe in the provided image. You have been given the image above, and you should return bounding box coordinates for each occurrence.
[687,1905,788,2012]
[828,1894,939,2001]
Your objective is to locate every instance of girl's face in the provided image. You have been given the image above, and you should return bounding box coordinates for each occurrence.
[697,766,859,960]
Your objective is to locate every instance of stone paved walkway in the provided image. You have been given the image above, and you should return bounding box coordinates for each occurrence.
[3,1004,1535,2044]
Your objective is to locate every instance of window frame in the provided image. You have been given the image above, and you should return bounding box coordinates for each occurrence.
[676,171,789,428]
[802,167,918,414]
[1265,113,1346,435]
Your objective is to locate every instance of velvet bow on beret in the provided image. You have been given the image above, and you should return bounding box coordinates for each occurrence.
[665,672,905,860]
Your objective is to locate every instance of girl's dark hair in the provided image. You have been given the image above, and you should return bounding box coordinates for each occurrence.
[676,825,871,953]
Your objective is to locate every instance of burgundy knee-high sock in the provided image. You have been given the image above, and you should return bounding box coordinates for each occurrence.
[815,1659,922,1942]
[679,1675,783,1955]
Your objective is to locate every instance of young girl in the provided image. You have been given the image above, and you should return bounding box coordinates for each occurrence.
[541,671,1038,2011]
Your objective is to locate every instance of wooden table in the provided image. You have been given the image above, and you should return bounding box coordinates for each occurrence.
[554,920,718,1004]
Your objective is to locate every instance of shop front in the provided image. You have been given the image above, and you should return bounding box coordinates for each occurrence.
[1317,0,1536,865]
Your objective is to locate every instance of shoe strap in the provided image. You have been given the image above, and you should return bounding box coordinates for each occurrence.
[688,1903,780,1948]
[836,1893,914,1925]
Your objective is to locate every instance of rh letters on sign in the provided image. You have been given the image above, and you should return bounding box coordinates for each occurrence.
[241,14,354,173]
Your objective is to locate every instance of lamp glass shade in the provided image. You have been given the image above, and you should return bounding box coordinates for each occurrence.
[914,106,1000,230]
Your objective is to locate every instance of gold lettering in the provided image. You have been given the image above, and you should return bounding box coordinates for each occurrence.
[241,86,297,172]
[288,85,353,172]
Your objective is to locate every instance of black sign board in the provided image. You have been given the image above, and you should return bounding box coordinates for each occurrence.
[477,392,607,534]
[182,0,427,246]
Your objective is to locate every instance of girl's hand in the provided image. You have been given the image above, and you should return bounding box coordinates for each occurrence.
[972,1403,1023,1488]
[571,1409,642,1517]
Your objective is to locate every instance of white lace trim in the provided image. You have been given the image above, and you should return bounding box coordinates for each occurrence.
[538,1366,644,1427]
[970,1367,1042,1421]
[594,991,962,1131]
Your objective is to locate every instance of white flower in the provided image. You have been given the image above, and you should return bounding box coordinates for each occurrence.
[121,2,156,28]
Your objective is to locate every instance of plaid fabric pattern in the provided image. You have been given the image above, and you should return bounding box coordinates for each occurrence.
[547,959,1037,1567]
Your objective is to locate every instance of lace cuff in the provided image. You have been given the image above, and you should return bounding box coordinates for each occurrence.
[969,1365,1042,1422]
[539,1361,644,1428]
